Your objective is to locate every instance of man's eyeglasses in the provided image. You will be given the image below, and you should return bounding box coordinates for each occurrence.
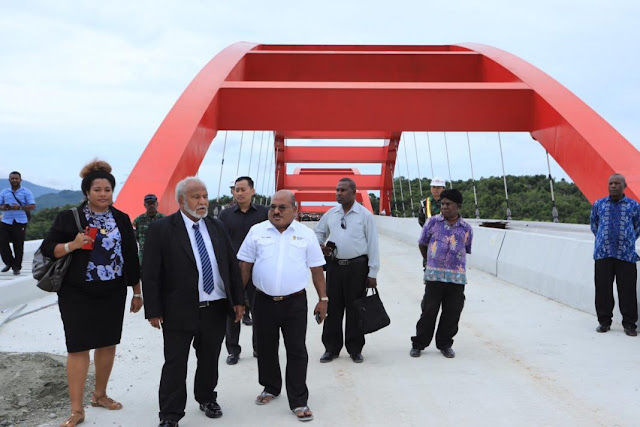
[269,204,292,211]
[341,216,347,229]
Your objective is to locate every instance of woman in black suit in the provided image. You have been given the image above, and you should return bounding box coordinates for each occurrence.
[41,160,142,427]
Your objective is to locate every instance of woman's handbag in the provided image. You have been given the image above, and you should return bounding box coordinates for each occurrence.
[33,208,83,292]
[353,288,391,334]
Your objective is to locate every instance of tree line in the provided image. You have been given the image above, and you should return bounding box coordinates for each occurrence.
[369,174,593,223]
[22,174,593,241]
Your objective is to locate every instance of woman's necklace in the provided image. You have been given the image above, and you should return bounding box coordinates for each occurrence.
[85,205,114,235]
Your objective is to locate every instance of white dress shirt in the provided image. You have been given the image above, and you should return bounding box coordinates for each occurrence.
[237,220,325,297]
[180,211,227,302]
[314,201,380,278]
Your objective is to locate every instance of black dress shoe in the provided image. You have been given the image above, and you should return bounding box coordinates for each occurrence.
[624,328,638,337]
[410,348,422,358]
[320,351,338,363]
[1,265,10,272]
[596,324,611,333]
[12,269,20,275]
[200,401,223,418]
[158,420,179,427]
[350,353,364,363]
[226,354,239,365]
[242,313,252,326]
[440,348,455,358]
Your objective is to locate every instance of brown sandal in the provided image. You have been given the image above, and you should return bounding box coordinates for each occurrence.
[91,392,123,410]
[60,410,85,426]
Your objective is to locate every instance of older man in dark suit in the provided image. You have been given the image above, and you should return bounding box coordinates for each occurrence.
[143,177,244,427]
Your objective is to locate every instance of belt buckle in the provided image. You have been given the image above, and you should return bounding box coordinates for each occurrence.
[273,296,284,301]
[338,260,349,266]
[199,301,209,308]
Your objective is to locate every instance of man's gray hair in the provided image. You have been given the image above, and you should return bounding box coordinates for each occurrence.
[175,176,207,205]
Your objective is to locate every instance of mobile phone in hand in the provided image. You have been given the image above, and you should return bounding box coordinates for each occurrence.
[315,312,322,324]
[82,227,98,250]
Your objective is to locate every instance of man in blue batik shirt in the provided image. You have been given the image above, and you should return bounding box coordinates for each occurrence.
[590,173,640,337]
[0,171,36,275]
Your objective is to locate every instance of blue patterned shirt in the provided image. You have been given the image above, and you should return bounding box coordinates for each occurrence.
[0,187,35,224]
[590,195,640,263]
[83,205,124,282]
[419,214,473,285]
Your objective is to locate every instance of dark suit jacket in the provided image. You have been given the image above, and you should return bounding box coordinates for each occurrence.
[41,202,140,286]
[142,211,243,331]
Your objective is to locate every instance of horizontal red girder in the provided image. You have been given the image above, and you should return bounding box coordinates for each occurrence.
[280,131,394,139]
[285,174,383,190]
[254,45,460,52]
[299,206,334,214]
[285,147,387,163]
[231,51,519,83]
[218,82,532,132]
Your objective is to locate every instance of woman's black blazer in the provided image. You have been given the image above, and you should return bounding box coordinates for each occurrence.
[41,202,140,286]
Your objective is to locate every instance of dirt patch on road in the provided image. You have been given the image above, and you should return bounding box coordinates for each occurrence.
[0,352,95,427]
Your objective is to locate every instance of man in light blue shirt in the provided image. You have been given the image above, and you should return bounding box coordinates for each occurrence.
[0,171,35,275]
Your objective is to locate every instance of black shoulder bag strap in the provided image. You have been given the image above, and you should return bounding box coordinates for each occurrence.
[71,207,83,233]
[11,190,31,222]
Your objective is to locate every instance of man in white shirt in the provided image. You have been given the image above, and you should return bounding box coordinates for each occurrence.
[315,177,380,364]
[237,190,327,422]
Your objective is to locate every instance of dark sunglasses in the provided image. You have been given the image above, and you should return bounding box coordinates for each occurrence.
[341,216,347,229]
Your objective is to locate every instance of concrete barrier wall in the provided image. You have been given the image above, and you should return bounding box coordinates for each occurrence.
[375,216,640,323]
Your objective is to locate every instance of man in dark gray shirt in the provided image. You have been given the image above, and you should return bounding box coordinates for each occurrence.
[218,176,268,364]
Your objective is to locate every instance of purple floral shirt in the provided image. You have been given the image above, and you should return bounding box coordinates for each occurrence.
[418,214,473,285]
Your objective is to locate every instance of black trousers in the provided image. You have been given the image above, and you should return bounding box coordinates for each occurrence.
[0,221,26,271]
[595,258,638,330]
[253,290,308,410]
[322,259,368,355]
[225,282,257,356]
[412,280,466,350]
[158,299,227,422]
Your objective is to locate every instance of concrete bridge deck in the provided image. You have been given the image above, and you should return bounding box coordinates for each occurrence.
[0,221,638,426]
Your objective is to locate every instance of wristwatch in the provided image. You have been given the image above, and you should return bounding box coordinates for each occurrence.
[320,297,329,302]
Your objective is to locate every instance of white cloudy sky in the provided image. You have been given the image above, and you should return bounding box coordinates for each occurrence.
[0,1,638,200]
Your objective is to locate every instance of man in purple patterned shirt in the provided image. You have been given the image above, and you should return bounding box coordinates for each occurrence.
[410,189,473,359]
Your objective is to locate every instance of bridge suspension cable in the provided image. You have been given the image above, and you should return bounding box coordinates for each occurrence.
[396,162,406,217]
[235,131,244,176]
[401,134,414,216]
[215,131,229,203]
[412,132,424,197]
[443,132,453,189]
[247,131,256,174]
[391,165,398,217]
[546,150,559,223]
[255,132,265,200]
[466,133,480,219]
[497,132,512,220]
[265,133,275,205]
[259,132,272,205]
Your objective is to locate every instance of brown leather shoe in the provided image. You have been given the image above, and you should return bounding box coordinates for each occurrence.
[60,410,85,426]
[624,328,638,337]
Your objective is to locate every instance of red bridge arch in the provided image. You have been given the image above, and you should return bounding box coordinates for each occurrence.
[115,43,640,217]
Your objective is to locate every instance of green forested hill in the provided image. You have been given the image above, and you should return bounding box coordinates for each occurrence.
[369,174,593,224]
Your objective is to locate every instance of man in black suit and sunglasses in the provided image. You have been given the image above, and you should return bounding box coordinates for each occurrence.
[315,177,380,364]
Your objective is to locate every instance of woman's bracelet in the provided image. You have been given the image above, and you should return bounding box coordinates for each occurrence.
[64,242,71,253]
[133,294,142,298]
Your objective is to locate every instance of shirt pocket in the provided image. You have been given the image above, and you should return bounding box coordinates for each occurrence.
[289,238,308,261]
[257,237,276,259]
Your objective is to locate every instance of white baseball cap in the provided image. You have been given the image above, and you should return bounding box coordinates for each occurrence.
[430,177,446,187]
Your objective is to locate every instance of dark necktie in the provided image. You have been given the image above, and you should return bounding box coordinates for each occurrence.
[192,223,215,294]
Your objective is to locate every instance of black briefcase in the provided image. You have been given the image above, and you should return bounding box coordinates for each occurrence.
[353,288,391,334]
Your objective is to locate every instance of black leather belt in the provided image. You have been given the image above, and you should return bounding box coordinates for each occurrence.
[335,255,368,266]
[257,289,305,301]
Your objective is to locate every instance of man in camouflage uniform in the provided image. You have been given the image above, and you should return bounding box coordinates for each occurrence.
[133,194,165,263]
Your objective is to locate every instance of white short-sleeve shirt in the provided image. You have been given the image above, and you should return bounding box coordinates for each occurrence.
[237,220,325,296]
